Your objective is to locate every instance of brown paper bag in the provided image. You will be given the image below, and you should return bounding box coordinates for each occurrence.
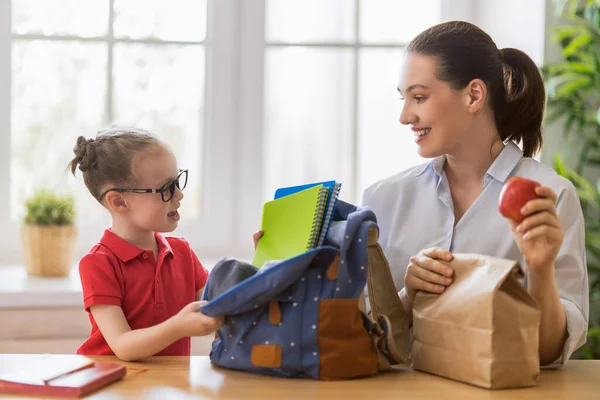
[412,253,541,389]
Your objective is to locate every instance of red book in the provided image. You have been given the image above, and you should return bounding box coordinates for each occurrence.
[0,354,126,398]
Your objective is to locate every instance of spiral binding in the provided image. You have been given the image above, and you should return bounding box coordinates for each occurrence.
[306,186,329,249]
[316,183,341,247]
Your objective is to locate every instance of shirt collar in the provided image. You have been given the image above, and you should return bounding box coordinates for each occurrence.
[414,141,523,182]
[486,141,524,183]
[155,233,173,256]
[100,230,174,263]
[416,156,445,177]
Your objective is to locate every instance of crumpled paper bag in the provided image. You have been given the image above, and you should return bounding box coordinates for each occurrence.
[412,253,541,389]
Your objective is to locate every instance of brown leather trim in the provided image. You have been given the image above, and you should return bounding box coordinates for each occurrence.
[251,344,282,368]
[326,255,340,280]
[318,298,378,379]
[269,300,281,325]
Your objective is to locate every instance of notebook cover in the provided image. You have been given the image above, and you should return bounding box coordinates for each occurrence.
[252,185,328,268]
[274,180,337,200]
[273,180,342,247]
[0,355,126,398]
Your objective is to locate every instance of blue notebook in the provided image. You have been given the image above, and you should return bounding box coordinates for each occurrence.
[274,180,342,247]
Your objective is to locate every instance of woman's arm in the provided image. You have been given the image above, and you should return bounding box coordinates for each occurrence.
[527,268,567,364]
[509,185,587,365]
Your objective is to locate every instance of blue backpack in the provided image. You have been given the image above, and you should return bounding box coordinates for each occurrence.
[200,201,410,380]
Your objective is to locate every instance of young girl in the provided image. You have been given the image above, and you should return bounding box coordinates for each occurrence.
[362,21,588,366]
[69,125,223,361]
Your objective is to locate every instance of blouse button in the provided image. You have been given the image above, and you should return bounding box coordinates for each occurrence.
[142,253,149,260]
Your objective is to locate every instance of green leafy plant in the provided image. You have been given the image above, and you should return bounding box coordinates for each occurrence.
[544,0,600,359]
[24,191,76,226]
[554,156,600,359]
[542,0,600,173]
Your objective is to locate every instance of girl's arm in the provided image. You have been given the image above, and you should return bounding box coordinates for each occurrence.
[90,301,222,361]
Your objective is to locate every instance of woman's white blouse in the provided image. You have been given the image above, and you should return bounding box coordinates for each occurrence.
[362,141,589,366]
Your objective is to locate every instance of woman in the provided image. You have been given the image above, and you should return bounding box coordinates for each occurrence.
[362,21,588,366]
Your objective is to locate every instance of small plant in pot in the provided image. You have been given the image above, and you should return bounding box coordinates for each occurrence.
[21,191,77,277]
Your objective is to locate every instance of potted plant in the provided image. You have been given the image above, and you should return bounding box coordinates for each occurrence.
[21,191,77,277]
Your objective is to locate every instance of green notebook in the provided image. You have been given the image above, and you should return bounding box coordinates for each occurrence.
[252,185,329,268]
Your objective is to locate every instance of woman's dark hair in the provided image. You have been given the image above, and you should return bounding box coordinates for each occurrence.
[407,21,545,157]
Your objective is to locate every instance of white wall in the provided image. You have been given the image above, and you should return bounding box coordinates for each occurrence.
[458,0,561,165]
[469,0,547,66]
[538,0,585,168]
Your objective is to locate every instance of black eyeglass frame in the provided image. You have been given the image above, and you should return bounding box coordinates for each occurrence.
[97,169,188,203]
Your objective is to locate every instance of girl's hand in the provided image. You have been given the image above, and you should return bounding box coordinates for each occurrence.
[404,247,454,301]
[253,230,263,250]
[172,301,224,338]
[507,186,564,271]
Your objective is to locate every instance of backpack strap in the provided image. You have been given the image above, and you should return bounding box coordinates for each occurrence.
[364,226,410,364]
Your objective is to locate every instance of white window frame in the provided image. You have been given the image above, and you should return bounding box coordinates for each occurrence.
[0,0,478,265]
[233,0,474,247]
[0,1,13,260]
[0,0,243,264]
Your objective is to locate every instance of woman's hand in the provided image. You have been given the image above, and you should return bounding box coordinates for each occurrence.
[253,230,263,250]
[507,186,563,271]
[404,247,454,301]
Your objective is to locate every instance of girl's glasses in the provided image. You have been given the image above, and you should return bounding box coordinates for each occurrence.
[97,169,188,203]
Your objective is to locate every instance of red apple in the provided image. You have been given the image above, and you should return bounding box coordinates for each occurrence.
[498,177,542,222]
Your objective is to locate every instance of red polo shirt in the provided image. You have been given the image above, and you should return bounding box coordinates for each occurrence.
[76,229,208,356]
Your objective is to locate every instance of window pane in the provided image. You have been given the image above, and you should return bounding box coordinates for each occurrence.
[264,48,354,201]
[358,48,425,197]
[113,0,207,42]
[266,0,355,43]
[11,40,108,220]
[359,0,442,43]
[113,43,205,219]
[12,0,109,37]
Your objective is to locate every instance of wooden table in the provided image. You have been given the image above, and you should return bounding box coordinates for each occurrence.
[1,355,599,399]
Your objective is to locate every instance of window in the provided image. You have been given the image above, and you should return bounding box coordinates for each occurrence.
[1,0,237,263]
[262,0,441,202]
[11,0,206,222]
[0,0,457,264]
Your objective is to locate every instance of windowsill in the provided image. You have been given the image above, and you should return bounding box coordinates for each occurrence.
[0,256,235,309]
[0,265,82,308]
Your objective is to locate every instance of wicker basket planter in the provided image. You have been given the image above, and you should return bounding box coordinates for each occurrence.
[21,224,78,277]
